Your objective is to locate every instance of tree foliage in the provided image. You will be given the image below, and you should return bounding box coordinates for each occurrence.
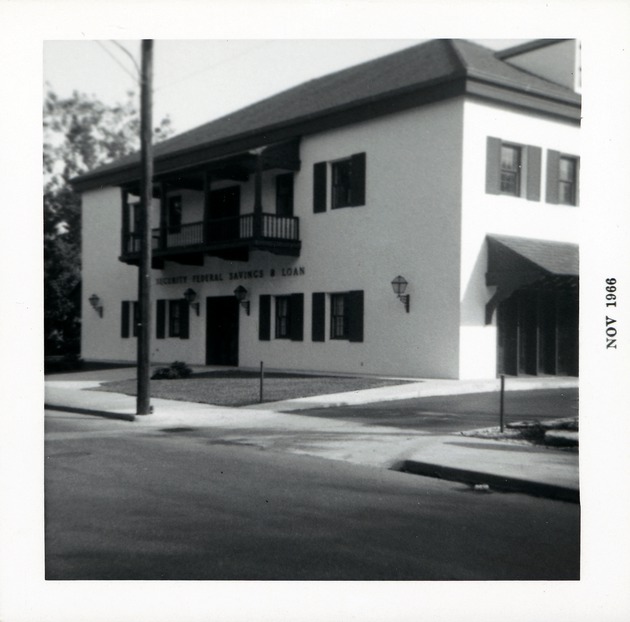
[44,87,173,354]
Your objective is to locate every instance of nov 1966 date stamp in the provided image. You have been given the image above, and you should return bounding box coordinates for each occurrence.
[605,278,618,349]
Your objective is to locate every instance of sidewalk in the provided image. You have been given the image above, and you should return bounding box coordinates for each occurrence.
[45,369,579,503]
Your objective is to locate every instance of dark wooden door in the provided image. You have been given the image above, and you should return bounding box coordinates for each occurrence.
[209,186,240,241]
[206,296,239,366]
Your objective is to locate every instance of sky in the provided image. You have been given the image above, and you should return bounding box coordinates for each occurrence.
[43,39,529,136]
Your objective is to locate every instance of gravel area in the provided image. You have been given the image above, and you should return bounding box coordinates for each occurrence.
[93,370,413,407]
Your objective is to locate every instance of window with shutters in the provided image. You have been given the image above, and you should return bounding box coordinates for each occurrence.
[329,291,364,342]
[260,293,303,342]
[313,152,366,212]
[275,296,291,339]
[486,137,541,201]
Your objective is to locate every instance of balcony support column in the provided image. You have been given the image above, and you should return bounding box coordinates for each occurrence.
[121,188,130,256]
[159,181,168,250]
[203,171,213,245]
[253,152,263,239]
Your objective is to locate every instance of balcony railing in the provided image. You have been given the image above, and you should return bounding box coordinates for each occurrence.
[122,213,300,257]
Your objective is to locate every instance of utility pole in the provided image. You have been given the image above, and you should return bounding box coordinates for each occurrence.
[137,39,153,415]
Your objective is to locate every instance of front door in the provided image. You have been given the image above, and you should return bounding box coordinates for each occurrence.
[206,296,239,366]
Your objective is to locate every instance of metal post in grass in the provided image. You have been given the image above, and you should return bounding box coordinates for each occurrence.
[260,361,264,403]
[499,374,505,433]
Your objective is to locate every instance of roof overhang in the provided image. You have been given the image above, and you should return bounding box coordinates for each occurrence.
[485,234,579,324]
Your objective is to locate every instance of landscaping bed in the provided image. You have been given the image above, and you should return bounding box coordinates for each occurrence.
[461,417,579,450]
[93,369,413,407]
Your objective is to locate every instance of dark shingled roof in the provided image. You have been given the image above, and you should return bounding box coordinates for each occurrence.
[73,39,581,188]
[487,234,579,276]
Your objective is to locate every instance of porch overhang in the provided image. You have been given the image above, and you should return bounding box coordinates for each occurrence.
[484,234,579,324]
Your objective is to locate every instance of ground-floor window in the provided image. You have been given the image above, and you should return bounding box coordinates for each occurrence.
[259,293,303,342]
[275,296,291,339]
[155,299,190,340]
[497,285,578,376]
[330,293,348,339]
[312,290,364,343]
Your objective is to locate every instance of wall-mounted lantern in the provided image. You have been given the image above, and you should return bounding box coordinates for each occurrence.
[391,276,410,313]
[183,288,200,316]
[234,285,250,315]
[88,294,104,318]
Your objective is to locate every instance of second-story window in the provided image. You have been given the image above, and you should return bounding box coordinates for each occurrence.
[168,196,182,233]
[546,150,580,206]
[332,159,353,208]
[559,156,578,205]
[313,152,366,213]
[500,145,521,196]
[486,137,541,201]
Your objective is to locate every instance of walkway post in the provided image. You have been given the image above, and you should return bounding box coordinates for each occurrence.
[137,39,153,415]
[499,374,505,432]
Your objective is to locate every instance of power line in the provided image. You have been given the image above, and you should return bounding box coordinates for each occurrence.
[110,40,141,78]
[94,40,139,85]
[154,41,271,92]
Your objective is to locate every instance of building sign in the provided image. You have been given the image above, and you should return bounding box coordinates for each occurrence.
[155,266,305,286]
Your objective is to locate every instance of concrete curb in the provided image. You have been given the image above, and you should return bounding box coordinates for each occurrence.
[45,403,136,423]
[394,459,579,504]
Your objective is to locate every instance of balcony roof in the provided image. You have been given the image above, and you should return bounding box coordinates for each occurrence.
[72,39,581,192]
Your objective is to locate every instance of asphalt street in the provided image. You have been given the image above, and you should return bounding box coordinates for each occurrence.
[291,388,579,432]
[45,409,580,581]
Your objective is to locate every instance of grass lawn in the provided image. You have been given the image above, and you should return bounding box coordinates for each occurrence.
[94,370,413,407]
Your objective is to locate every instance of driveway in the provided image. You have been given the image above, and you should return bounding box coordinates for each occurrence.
[287,388,578,433]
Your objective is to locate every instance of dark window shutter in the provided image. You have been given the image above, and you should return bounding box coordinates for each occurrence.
[347,290,364,343]
[313,162,327,213]
[121,301,130,339]
[312,293,326,342]
[156,299,166,339]
[259,295,271,341]
[526,146,541,201]
[179,300,189,339]
[350,152,366,206]
[546,150,560,204]
[289,293,304,341]
[486,137,502,195]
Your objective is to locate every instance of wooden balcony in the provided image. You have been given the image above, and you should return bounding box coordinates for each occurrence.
[120,213,301,266]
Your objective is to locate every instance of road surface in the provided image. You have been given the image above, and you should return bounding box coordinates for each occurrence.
[45,409,579,580]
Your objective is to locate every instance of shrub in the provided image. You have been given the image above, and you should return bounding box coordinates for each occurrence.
[151,361,192,380]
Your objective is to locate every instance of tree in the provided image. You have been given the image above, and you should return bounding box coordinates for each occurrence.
[43,87,173,355]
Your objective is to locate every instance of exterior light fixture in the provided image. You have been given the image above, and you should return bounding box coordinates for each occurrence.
[233,285,250,315]
[391,275,410,313]
[183,288,200,316]
[88,294,104,318]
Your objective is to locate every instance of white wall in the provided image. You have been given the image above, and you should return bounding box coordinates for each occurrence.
[458,100,580,378]
[81,99,466,378]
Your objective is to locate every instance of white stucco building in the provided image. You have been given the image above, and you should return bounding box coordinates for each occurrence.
[73,39,580,379]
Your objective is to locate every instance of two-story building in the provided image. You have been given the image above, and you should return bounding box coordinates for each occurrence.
[72,38,580,379]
